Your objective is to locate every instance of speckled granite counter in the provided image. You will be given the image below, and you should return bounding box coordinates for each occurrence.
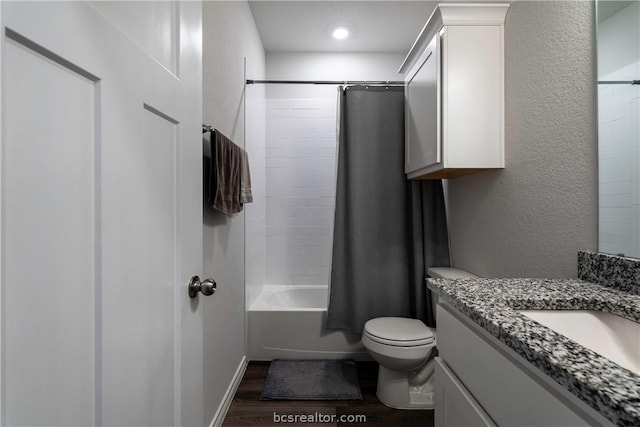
[427,276,640,427]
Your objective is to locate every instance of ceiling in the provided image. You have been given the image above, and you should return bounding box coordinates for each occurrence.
[248,1,438,53]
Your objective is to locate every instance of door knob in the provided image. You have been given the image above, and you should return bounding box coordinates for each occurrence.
[188,275,217,298]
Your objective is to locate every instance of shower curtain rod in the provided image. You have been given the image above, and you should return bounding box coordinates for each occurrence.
[598,80,639,85]
[246,79,405,86]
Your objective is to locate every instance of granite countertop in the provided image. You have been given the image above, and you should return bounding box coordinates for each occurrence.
[427,276,640,427]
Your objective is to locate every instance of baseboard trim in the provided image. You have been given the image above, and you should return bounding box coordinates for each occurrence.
[208,355,248,427]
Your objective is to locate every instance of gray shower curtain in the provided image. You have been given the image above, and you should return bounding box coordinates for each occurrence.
[326,86,450,332]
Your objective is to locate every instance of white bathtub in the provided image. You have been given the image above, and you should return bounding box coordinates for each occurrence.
[247,285,369,360]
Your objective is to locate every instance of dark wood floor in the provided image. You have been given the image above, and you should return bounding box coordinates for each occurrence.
[222,361,434,427]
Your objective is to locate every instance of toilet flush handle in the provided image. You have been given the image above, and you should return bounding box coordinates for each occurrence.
[188,275,217,298]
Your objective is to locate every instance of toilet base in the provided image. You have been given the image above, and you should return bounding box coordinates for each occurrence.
[376,364,435,410]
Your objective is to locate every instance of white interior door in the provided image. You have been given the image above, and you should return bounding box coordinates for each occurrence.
[0,2,203,426]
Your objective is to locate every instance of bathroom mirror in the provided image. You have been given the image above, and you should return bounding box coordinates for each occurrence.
[597,1,640,258]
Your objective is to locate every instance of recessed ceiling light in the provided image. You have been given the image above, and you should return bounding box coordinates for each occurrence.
[332,27,349,40]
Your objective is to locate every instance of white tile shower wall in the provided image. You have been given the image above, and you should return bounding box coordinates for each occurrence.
[265,98,337,286]
[598,2,640,258]
[598,65,640,257]
[260,52,406,287]
[245,85,266,308]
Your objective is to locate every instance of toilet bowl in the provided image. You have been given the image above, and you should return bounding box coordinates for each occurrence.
[361,267,478,410]
[362,317,436,409]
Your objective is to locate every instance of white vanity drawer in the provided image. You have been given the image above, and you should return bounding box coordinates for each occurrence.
[434,357,496,427]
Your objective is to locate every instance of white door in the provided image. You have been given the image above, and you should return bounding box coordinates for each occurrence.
[0,2,203,426]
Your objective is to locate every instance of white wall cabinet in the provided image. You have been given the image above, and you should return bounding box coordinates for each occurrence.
[400,4,509,179]
[436,303,616,427]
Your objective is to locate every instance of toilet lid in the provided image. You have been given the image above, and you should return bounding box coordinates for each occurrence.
[364,317,434,346]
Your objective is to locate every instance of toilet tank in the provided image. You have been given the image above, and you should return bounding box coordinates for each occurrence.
[427,267,478,280]
[427,267,478,323]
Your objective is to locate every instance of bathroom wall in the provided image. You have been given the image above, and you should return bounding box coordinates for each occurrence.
[265,53,405,98]
[202,1,265,424]
[264,96,336,287]
[597,2,640,258]
[245,83,267,307]
[446,1,598,278]
[260,53,404,288]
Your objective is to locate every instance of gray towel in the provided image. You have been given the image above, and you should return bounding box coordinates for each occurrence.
[212,130,242,214]
[240,150,253,204]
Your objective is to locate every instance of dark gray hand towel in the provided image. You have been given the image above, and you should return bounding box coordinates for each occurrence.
[240,149,253,204]
[209,130,243,214]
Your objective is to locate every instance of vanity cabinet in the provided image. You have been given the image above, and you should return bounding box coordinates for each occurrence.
[400,4,509,179]
[434,357,495,427]
[436,303,616,427]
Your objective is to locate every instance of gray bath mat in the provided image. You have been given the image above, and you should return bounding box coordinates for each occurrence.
[261,359,362,400]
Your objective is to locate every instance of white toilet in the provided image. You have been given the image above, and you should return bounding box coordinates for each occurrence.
[361,267,478,409]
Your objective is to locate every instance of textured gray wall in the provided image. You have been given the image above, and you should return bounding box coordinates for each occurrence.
[446,1,598,278]
[202,1,265,424]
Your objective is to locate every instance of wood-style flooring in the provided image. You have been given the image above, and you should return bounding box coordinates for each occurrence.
[222,361,434,427]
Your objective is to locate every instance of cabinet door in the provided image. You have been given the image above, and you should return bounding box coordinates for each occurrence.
[441,25,504,168]
[405,32,440,174]
[435,357,497,427]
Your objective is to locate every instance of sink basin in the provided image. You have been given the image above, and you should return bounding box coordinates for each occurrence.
[518,310,640,374]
